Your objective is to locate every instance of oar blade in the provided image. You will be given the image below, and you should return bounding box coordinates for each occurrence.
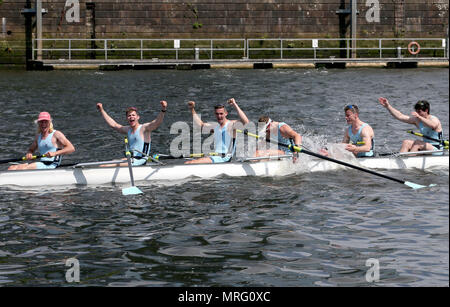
[122,186,143,196]
[404,181,436,190]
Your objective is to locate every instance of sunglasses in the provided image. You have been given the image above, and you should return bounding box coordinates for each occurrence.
[345,105,359,114]
[415,102,425,108]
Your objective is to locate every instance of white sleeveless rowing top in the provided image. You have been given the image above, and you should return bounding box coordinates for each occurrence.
[214,122,233,155]
[419,116,443,149]
[348,123,374,157]
[38,130,61,164]
[128,125,151,158]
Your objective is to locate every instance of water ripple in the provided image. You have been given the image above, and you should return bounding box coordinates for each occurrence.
[0,69,448,286]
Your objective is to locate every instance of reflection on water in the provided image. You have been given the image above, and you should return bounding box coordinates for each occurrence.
[0,68,448,286]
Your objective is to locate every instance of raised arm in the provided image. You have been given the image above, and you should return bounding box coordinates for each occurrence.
[143,100,168,132]
[228,98,249,126]
[378,97,416,124]
[96,103,128,134]
[188,101,214,130]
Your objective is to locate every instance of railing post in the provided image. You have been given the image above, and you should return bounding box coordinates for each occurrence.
[246,39,249,59]
[280,39,283,59]
[141,39,143,60]
[445,37,449,59]
[379,39,382,58]
[447,36,449,59]
[32,38,35,60]
[195,47,199,60]
[244,38,250,60]
[346,39,350,58]
[211,39,213,60]
[104,39,107,60]
[36,0,43,60]
[244,39,246,59]
[351,0,357,58]
[69,39,71,60]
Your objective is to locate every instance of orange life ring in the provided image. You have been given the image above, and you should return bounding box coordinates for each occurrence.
[408,41,421,55]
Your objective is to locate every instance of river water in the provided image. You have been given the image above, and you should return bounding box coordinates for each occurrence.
[0,68,448,288]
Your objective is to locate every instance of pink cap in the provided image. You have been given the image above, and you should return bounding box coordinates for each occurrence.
[37,112,52,122]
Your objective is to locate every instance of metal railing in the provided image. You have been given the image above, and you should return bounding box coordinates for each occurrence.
[246,38,448,60]
[33,37,449,61]
[32,38,246,61]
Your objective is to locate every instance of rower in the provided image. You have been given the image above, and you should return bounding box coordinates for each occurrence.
[320,104,374,158]
[96,101,167,167]
[185,98,249,164]
[378,97,443,155]
[255,116,302,161]
[8,112,75,171]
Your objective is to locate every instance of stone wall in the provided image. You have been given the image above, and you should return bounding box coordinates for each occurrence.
[1,0,449,64]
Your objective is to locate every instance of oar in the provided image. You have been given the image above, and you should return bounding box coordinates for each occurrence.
[407,130,449,148]
[0,154,46,164]
[237,129,435,190]
[152,152,220,161]
[350,141,365,145]
[122,137,143,196]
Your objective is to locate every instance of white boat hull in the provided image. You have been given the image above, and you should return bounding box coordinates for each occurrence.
[0,154,447,188]
[0,159,296,188]
[359,154,448,170]
[308,154,449,173]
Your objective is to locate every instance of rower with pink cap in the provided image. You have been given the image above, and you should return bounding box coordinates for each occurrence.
[8,111,75,170]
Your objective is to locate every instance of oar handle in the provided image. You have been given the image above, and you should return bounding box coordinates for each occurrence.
[124,137,132,157]
[190,152,219,158]
[238,129,259,139]
[407,130,448,146]
[0,154,45,164]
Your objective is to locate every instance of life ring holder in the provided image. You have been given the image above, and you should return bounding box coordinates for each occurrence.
[407,41,421,55]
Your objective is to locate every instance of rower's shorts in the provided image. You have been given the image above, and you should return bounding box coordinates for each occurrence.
[132,158,147,166]
[210,155,232,163]
[356,150,374,158]
[36,161,59,169]
[431,145,444,156]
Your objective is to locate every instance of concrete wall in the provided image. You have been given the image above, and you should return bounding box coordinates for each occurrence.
[1,0,449,64]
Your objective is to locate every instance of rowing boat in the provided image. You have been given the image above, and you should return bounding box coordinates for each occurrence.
[0,152,447,188]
